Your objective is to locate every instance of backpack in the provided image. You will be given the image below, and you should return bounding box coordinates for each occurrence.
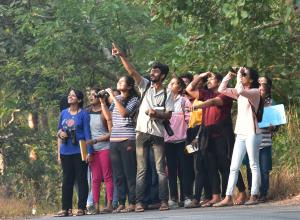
[127,82,151,127]
[249,96,264,123]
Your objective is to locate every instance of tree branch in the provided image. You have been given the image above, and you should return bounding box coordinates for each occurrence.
[252,20,282,31]
[0,133,13,140]
[4,109,20,128]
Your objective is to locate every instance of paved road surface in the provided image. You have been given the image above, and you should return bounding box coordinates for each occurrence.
[41,203,300,220]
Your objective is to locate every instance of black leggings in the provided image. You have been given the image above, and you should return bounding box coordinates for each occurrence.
[165,141,194,200]
[60,154,88,210]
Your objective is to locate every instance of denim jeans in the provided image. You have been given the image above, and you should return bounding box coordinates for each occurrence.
[245,146,272,197]
[136,132,168,203]
[226,133,262,196]
[143,146,160,205]
[86,166,94,207]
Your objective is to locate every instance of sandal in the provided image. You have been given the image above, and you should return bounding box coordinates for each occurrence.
[75,209,86,216]
[54,210,69,217]
[213,201,233,207]
[120,205,135,213]
[159,202,169,211]
[100,207,113,214]
[112,205,125,214]
[234,199,246,205]
[135,203,145,212]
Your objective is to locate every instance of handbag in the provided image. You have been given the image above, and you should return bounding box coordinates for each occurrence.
[185,125,202,154]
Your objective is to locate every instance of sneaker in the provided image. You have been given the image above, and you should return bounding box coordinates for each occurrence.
[184,199,192,208]
[168,200,178,209]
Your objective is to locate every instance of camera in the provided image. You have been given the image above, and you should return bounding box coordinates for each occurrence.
[162,120,174,136]
[230,67,239,73]
[95,90,110,99]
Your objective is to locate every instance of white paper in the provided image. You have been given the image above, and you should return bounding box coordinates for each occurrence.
[258,104,287,128]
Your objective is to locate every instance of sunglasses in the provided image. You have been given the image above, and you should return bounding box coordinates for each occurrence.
[241,72,247,77]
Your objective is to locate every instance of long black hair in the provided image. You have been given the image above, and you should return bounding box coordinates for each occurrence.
[120,76,140,106]
[247,68,259,89]
[68,88,84,108]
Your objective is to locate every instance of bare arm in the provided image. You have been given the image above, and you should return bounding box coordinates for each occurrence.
[192,97,224,110]
[105,88,128,118]
[57,138,61,164]
[186,72,211,100]
[112,43,142,85]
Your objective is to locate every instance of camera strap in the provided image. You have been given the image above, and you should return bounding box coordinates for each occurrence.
[162,87,167,112]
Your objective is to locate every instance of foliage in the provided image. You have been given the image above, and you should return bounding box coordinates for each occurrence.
[132,0,300,105]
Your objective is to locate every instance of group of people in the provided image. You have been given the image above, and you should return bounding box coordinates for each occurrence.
[55,44,275,216]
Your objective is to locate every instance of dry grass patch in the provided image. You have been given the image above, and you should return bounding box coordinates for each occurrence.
[0,198,31,219]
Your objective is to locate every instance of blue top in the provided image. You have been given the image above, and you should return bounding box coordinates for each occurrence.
[58,108,93,155]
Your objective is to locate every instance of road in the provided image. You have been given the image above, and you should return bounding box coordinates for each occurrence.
[40,203,300,220]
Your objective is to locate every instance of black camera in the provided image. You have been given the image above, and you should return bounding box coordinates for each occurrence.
[63,128,77,145]
[162,120,174,136]
[230,67,239,74]
[95,90,110,99]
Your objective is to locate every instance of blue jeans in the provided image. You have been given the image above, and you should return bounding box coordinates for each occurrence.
[143,146,159,205]
[245,146,272,197]
[226,134,262,196]
[86,166,94,207]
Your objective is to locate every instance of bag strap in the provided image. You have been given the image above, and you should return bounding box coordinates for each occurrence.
[195,125,202,139]
[163,87,167,111]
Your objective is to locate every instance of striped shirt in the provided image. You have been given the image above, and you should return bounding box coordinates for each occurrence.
[259,98,273,149]
[109,95,139,141]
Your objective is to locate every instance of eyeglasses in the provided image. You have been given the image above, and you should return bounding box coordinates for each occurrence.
[241,72,247,77]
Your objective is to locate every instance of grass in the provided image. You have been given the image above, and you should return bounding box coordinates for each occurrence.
[0,198,31,219]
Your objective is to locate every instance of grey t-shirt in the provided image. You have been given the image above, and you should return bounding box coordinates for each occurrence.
[89,112,110,151]
[136,77,174,137]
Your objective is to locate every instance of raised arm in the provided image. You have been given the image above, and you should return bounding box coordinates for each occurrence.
[186,72,210,100]
[99,98,112,133]
[192,96,224,110]
[235,70,260,103]
[218,72,239,99]
[112,43,142,85]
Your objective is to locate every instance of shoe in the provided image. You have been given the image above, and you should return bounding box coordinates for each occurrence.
[147,203,161,210]
[258,196,267,203]
[159,202,169,211]
[244,195,259,206]
[168,200,178,209]
[185,199,201,208]
[178,201,184,207]
[184,199,192,208]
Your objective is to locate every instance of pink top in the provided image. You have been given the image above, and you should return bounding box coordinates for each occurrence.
[164,95,191,143]
[218,73,261,135]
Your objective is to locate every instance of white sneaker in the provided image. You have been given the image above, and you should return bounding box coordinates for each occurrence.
[184,199,192,208]
[168,200,179,209]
